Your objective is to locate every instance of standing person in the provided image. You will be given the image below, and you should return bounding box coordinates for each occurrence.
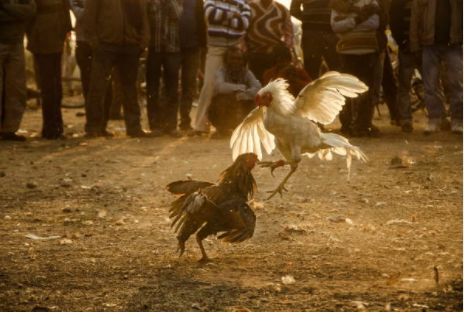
[178,0,207,132]
[190,0,251,136]
[330,0,380,137]
[371,0,400,127]
[27,0,72,140]
[390,0,417,132]
[410,0,463,134]
[69,0,116,120]
[246,0,293,83]
[0,0,36,141]
[83,0,151,138]
[146,0,183,137]
[290,0,340,79]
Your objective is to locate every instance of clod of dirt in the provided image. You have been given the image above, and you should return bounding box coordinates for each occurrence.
[328,216,346,223]
[62,208,72,213]
[59,238,73,245]
[284,224,305,233]
[191,303,203,310]
[281,275,295,284]
[390,155,415,168]
[278,232,292,241]
[97,210,107,218]
[115,219,125,226]
[0,171,5,177]
[26,182,38,189]
[4,215,11,220]
[386,219,412,226]
[234,308,251,312]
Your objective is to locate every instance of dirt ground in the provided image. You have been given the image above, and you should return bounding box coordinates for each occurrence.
[0,99,462,312]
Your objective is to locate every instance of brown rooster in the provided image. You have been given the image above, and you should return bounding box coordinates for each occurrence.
[166,153,258,262]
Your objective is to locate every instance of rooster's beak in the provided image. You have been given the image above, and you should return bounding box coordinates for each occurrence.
[254,94,261,106]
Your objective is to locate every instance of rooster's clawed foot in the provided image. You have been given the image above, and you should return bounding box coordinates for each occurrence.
[258,160,285,177]
[266,184,288,200]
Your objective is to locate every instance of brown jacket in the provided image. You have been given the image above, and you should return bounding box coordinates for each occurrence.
[26,0,72,54]
[83,0,150,50]
[410,0,463,52]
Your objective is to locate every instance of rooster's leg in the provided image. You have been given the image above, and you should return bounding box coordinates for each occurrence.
[267,163,298,200]
[258,160,286,177]
[177,241,185,257]
[196,233,211,262]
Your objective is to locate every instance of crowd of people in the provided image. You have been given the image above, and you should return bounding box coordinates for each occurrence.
[0,0,462,142]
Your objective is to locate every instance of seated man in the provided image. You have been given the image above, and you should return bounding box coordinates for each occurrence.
[263,44,312,97]
[208,47,262,138]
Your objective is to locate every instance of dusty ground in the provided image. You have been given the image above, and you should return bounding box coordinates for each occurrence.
[0,100,462,312]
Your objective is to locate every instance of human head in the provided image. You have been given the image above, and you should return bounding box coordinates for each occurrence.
[224,47,246,72]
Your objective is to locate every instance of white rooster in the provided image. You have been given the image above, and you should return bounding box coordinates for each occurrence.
[230,71,369,199]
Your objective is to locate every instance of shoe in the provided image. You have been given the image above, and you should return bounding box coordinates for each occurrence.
[1,132,26,141]
[367,124,380,137]
[84,131,101,139]
[167,130,183,138]
[180,124,193,132]
[401,121,413,133]
[424,118,440,134]
[127,130,153,138]
[43,133,67,140]
[441,117,451,131]
[451,120,463,134]
[101,130,114,137]
[150,129,164,137]
[188,130,207,137]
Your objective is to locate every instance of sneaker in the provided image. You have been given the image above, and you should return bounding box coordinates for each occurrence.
[451,120,463,134]
[424,118,440,134]
[1,132,26,141]
[401,121,413,133]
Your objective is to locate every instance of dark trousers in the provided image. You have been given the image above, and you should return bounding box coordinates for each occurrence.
[248,52,274,84]
[372,50,400,123]
[301,29,340,79]
[34,53,64,138]
[339,53,376,132]
[75,41,116,119]
[85,43,142,135]
[180,48,200,130]
[146,49,181,132]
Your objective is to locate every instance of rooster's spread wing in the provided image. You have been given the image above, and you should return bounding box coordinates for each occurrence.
[230,107,275,161]
[166,180,214,197]
[216,197,256,244]
[293,71,368,125]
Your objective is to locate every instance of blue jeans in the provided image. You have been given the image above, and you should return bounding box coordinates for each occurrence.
[397,48,419,122]
[422,44,463,121]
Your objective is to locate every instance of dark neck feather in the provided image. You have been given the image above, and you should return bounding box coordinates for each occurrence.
[218,163,256,199]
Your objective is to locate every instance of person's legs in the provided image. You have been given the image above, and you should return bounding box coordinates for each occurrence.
[301,30,323,80]
[1,43,27,134]
[75,41,92,100]
[116,46,143,135]
[320,31,341,75]
[442,45,463,132]
[162,52,181,133]
[35,53,64,138]
[193,46,228,133]
[146,49,163,131]
[180,48,200,130]
[397,49,416,131]
[422,45,445,130]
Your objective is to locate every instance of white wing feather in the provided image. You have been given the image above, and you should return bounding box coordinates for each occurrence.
[294,71,368,125]
[230,107,275,160]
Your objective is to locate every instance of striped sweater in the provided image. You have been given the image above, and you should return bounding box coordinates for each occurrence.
[290,0,332,31]
[330,0,380,55]
[247,0,293,54]
[204,0,251,47]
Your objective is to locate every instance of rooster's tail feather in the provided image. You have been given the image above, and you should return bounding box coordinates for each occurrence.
[305,132,368,179]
